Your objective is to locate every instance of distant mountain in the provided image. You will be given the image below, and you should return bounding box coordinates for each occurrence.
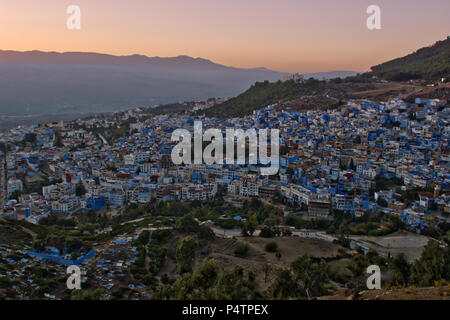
[370,37,450,81]
[302,71,360,80]
[0,51,247,70]
[0,50,287,116]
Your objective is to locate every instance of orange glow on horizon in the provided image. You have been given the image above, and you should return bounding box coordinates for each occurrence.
[0,0,449,73]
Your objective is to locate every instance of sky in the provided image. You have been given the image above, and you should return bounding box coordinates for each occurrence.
[0,0,449,73]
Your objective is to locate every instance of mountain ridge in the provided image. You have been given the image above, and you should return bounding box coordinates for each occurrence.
[0,50,273,72]
[0,50,288,117]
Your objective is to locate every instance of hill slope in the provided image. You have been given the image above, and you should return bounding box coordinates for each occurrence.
[370,37,450,81]
[303,71,360,80]
[203,79,347,119]
[204,38,449,119]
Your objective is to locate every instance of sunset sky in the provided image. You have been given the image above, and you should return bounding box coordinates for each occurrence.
[1,0,449,73]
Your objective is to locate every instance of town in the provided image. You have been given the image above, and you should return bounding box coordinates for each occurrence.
[0,92,449,300]
[1,96,448,228]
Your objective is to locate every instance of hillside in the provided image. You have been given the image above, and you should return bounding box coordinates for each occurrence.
[303,70,360,80]
[370,37,450,81]
[203,79,347,119]
[203,38,449,119]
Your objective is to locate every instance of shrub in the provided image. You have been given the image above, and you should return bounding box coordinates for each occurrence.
[197,225,215,240]
[152,229,170,242]
[260,227,275,238]
[265,241,278,253]
[234,243,250,257]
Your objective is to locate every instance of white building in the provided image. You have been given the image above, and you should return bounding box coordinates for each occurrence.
[7,179,23,197]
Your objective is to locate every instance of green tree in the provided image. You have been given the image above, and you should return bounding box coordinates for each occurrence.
[348,254,370,278]
[153,258,257,300]
[245,214,258,236]
[176,236,197,274]
[178,214,199,233]
[291,256,329,298]
[269,268,299,299]
[390,253,411,287]
[216,266,256,300]
[410,241,450,286]
[191,258,220,297]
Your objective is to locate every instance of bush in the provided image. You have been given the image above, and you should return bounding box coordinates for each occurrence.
[135,231,150,246]
[197,225,215,240]
[148,241,167,275]
[178,214,199,233]
[260,227,275,238]
[265,241,278,253]
[152,229,170,242]
[234,243,250,257]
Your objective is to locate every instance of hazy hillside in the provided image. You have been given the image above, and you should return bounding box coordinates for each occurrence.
[370,37,450,81]
[0,50,286,116]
